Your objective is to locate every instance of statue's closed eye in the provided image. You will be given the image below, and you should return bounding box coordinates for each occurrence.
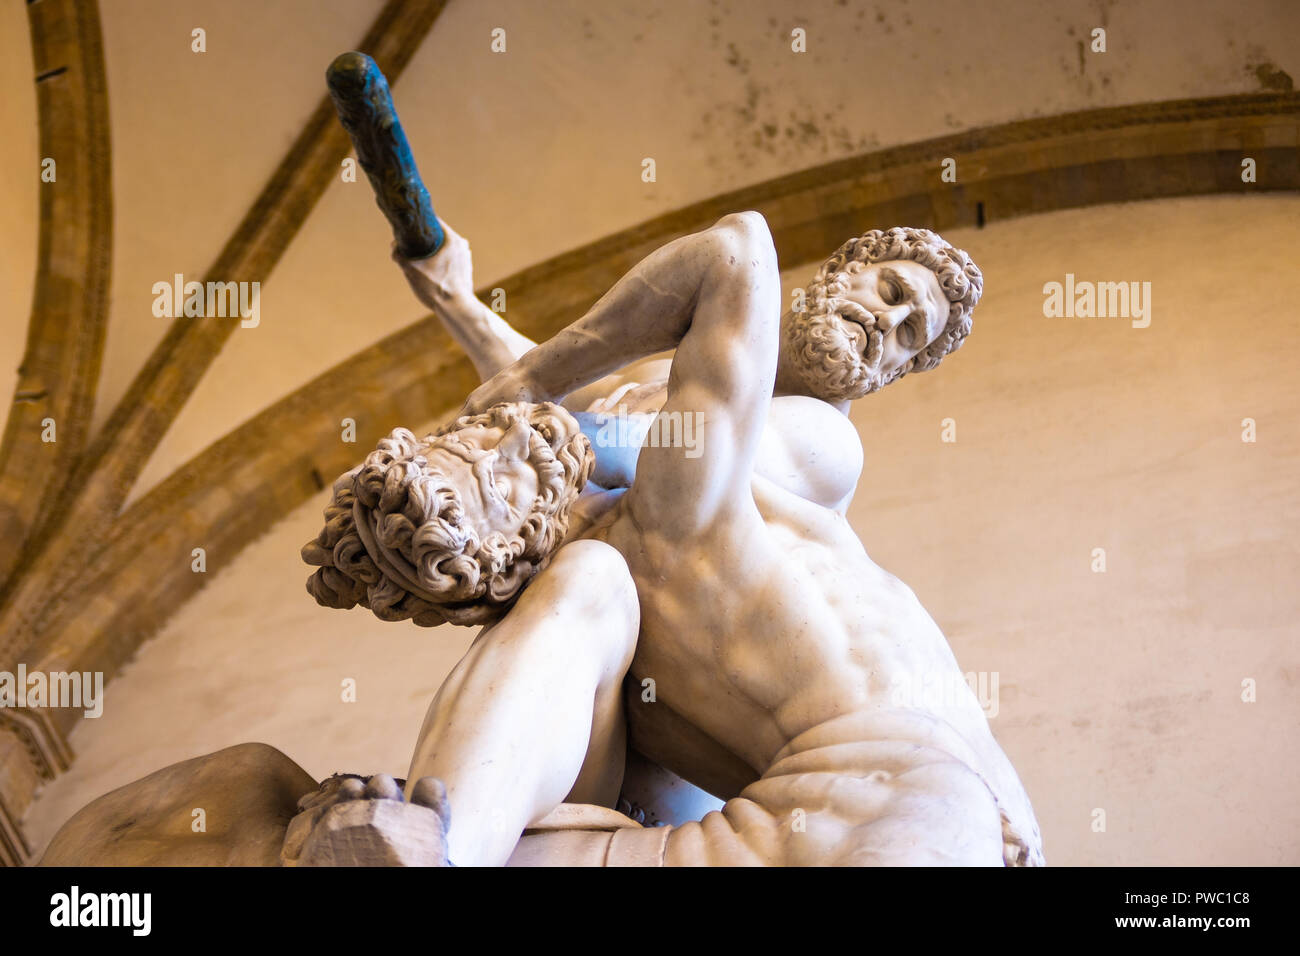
[896,314,924,349]
[880,276,903,305]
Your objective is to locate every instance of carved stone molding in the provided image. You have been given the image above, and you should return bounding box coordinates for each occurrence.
[0,727,40,866]
[0,0,111,598]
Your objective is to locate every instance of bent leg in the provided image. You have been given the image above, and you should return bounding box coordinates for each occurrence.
[406,539,638,866]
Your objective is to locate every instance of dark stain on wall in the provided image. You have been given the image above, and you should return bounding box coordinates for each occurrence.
[1250,60,1294,92]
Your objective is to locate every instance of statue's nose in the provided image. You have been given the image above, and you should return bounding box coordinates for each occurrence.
[873,305,907,335]
[499,418,532,460]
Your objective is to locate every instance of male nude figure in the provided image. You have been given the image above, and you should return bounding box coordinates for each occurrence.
[296,211,1043,866]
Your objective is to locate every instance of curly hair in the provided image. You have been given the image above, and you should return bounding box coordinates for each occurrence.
[302,402,594,628]
[788,227,983,402]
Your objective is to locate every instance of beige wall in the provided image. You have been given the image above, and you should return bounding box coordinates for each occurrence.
[843,196,1299,866]
[23,195,1300,865]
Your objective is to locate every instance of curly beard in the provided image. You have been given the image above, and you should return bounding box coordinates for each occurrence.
[783,295,908,403]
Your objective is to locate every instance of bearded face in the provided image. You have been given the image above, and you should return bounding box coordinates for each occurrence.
[785,258,952,403]
[783,290,900,402]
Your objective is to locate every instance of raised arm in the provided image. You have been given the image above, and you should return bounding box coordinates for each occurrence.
[395,218,537,381]
[465,211,782,535]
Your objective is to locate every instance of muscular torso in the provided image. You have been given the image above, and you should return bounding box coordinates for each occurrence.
[574,392,1039,841]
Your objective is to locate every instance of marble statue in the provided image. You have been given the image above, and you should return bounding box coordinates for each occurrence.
[294,211,1043,866]
[40,55,1042,866]
[40,211,1042,866]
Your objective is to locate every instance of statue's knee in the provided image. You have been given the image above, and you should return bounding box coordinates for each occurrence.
[546,540,639,625]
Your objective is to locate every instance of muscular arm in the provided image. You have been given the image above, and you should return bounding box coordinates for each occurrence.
[428,292,536,382]
[467,211,783,534]
[395,220,537,381]
[397,218,675,418]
